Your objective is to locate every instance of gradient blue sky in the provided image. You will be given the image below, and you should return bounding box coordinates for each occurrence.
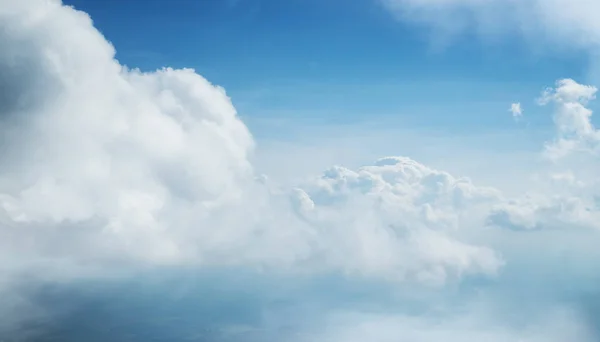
[56,0,600,189]
[62,0,591,132]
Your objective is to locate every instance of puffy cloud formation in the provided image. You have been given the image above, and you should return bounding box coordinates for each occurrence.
[292,156,503,284]
[538,79,600,159]
[0,0,260,268]
[380,0,600,49]
[2,0,600,341]
[0,0,504,283]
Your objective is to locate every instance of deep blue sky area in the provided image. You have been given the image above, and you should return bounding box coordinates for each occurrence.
[61,0,591,131]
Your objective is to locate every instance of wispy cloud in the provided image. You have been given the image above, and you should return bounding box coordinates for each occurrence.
[379,0,600,51]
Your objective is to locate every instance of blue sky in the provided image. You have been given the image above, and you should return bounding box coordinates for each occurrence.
[63,0,590,132]
[58,0,600,188]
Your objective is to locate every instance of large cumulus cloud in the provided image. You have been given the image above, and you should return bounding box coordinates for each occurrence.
[0,0,502,282]
[2,0,600,341]
[0,0,257,268]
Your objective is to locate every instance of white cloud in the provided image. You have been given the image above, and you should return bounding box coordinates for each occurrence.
[537,79,600,159]
[292,156,504,284]
[509,102,522,120]
[2,0,600,341]
[0,0,503,285]
[538,78,597,105]
[0,0,262,268]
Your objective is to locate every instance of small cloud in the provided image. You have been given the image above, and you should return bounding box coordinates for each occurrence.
[509,102,523,120]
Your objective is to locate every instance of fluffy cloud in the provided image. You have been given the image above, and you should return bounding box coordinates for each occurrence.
[292,156,503,284]
[537,79,600,159]
[2,0,600,341]
[0,0,505,284]
[0,0,262,269]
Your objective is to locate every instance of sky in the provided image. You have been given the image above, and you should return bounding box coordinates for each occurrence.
[60,0,589,125]
[2,0,600,341]
[59,0,598,184]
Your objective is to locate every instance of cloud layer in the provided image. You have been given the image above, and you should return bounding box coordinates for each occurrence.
[1,0,600,341]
